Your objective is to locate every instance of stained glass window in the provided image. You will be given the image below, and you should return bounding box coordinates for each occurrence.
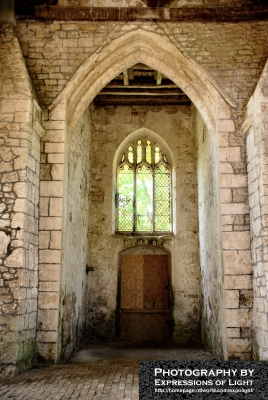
[116,138,171,233]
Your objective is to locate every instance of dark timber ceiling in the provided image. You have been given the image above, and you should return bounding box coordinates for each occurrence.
[94,64,191,107]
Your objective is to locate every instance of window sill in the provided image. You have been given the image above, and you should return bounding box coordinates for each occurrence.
[113,232,174,238]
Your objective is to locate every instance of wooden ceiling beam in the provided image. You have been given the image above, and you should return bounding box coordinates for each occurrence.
[123,70,129,86]
[156,71,162,86]
[20,6,268,22]
[97,89,186,96]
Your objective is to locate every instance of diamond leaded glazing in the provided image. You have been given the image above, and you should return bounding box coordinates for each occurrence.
[117,138,171,233]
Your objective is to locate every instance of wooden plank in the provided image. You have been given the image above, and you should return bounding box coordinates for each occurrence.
[98,89,186,96]
[30,6,268,22]
[120,312,169,341]
[143,255,169,310]
[106,83,179,89]
[121,255,143,309]
[123,70,129,86]
[94,96,191,106]
[156,71,162,86]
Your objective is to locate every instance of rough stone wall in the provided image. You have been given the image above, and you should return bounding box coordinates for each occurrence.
[15,20,268,119]
[246,60,268,360]
[196,109,227,360]
[87,104,201,343]
[0,23,43,376]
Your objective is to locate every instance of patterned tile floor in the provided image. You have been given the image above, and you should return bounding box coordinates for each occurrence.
[0,343,215,399]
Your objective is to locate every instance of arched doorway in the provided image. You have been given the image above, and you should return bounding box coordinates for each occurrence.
[38,27,232,362]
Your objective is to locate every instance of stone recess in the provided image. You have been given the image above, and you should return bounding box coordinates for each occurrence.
[1,4,268,374]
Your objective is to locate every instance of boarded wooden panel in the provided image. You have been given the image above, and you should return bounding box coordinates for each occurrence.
[143,255,169,310]
[120,254,170,341]
[120,312,169,341]
[121,255,143,309]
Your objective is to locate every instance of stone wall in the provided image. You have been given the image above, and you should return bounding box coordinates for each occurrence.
[86,103,201,343]
[0,23,43,376]
[246,60,268,360]
[15,20,268,120]
[219,97,252,360]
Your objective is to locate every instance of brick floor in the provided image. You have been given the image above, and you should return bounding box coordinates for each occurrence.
[0,343,215,399]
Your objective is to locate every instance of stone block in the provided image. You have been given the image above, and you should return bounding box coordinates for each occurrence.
[50,231,62,249]
[219,132,229,146]
[225,275,252,290]
[220,174,247,188]
[218,108,231,119]
[40,181,63,197]
[45,142,65,154]
[226,309,252,327]
[227,352,252,360]
[225,289,239,308]
[221,203,249,215]
[220,188,232,203]
[219,147,241,162]
[39,264,60,282]
[227,328,240,338]
[42,129,64,143]
[218,119,235,132]
[39,250,61,264]
[39,231,50,249]
[37,310,58,331]
[35,342,57,362]
[13,182,27,198]
[227,338,252,353]
[220,162,233,174]
[222,231,250,250]
[39,217,62,230]
[36,331,57,343]
[51,164,64,180]
[38,292,59,310]
[49,198,63,217]
[0,231,10,258]
[47,153,64,164]
[4,248,24,268]
[39,282,59,292]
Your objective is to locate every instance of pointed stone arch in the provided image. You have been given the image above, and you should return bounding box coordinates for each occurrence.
[49,28,235,140]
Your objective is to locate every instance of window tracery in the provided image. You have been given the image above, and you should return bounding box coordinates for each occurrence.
[116,138,171,233]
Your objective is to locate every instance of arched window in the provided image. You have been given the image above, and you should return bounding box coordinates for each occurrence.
[116,138,172,233]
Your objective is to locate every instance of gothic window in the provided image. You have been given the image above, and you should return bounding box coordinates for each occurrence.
[116,138,172,233]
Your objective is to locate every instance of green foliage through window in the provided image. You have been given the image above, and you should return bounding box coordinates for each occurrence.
[116,138,171,232]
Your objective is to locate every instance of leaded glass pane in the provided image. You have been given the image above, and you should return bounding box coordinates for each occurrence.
[117,138,172,233]
[155,146,160,164]
[136,165,153,231]
[154,164,170,231]
[146,140,152,164]
[117,164,134,231]
[128,146,134,164]
[137,140,142,164]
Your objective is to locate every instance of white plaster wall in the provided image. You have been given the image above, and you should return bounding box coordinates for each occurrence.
[86,103,201,343]
[59,108,91,362]
[196,109,227,359]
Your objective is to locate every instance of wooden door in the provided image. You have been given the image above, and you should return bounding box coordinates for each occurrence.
[120,254,170,341]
